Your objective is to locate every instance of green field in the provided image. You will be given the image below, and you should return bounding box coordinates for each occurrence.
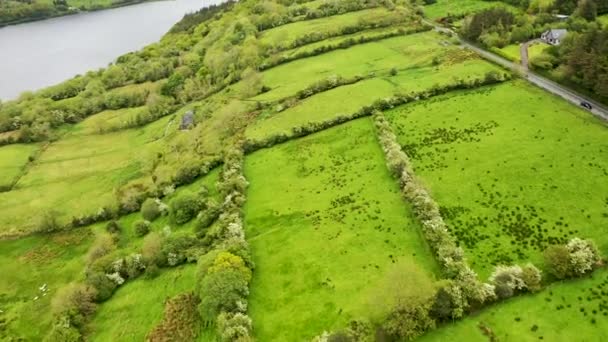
[0,143,38,189]
[248,58,501,141]
[385,80,608,278]
[419,268,608,341]
[89,265,197,341]
[423,0,515,20]
[255,31,491,102]
[244,118,439,340]
[599,15,608,26]
[0,230,93,340]
[0,116,170,237]
[259,7,391,48]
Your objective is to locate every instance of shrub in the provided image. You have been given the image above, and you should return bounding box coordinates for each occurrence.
[86,233,116,265]
[544,238,601,279]
[161,235,198,266]
[170,191,200,225]
[148,292,201,342]
[141,198,161,221]
[217,312,253,342]
[85,272,117,302]
[133,220,151,237]
[544,245,572,279]
[521,263,542,292]
[37,210,62,233]
[566,237,601,276]
[51,283,97,328]
[430,282,467,321]
[383,302,435,341]
[44,317,81,342]
[142,232,164,266]
[105,220,122,234]
[195,199,221,238]
[489,265,527,299]
[198,252,251,319]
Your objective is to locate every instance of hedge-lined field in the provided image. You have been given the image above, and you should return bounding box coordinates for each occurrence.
[0,230,93,340]
[385,80,608,278]
[253,31,450,101]
[0,143,38,189]
[89,264,197,341]
[247,58,500,141]
[244,118,439,340]
[0,116,169,236]
[419,268,608,341]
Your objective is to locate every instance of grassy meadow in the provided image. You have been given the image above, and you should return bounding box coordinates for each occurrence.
[89,265,197,341]
[244,118,439,340]
[419,268,608,341]
[0,115,170,237]
[0,230,93,340]
[385,80,608,278]
[0,143,38,189]
[423,0,516,20]
[259,7,392,47]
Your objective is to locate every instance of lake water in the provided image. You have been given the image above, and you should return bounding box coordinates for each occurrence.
[0,0,221,100]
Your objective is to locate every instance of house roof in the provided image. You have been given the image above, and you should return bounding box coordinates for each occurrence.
[544,29,568,40]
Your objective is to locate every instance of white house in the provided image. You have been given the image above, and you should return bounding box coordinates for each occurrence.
[541,29,568,46]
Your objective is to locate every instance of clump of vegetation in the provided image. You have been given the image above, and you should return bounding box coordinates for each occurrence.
[544,237,602,279]
[169,191,200,225]
[133,220,151,237]
[147,292,201,341]
[141,198,161,221]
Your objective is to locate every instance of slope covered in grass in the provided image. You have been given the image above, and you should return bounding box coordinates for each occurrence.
[385,80,608,278]
[244,118,439,340]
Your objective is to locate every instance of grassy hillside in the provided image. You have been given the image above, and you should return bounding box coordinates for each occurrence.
[0,0,607,341]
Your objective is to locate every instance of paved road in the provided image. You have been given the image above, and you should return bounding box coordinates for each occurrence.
[427,23,608,121]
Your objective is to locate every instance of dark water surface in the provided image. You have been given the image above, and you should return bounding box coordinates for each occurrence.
[0,0,220,100]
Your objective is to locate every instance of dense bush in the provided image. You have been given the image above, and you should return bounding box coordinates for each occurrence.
[105,220,122,234]
[216,312,253,342]
[141,198,161,221]
[147,292,202,341]
[198,252,252,319]
[489,265,527,299]
[133,220,151,237]
[544,237,601,279]
[50,283,97,334]
[170,191,201,224]
[383,301,435,341]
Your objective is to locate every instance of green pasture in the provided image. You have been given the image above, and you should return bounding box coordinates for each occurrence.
[423,0,516,20]
[247,58,502,141]
[0,229,93,340]
[0,143,38,188]
[89,264,197,341]
[244,118,439,341]
[385,80,608,278]
[259,7,391,48]
[419,268,608,341]
[255,31,466,101]
[0,115,171,237]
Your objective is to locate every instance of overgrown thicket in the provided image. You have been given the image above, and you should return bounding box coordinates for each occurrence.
[195,141,255,341]
[147,292,202,341]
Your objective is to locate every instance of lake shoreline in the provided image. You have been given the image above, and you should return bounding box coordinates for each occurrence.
[0,0,165,29]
